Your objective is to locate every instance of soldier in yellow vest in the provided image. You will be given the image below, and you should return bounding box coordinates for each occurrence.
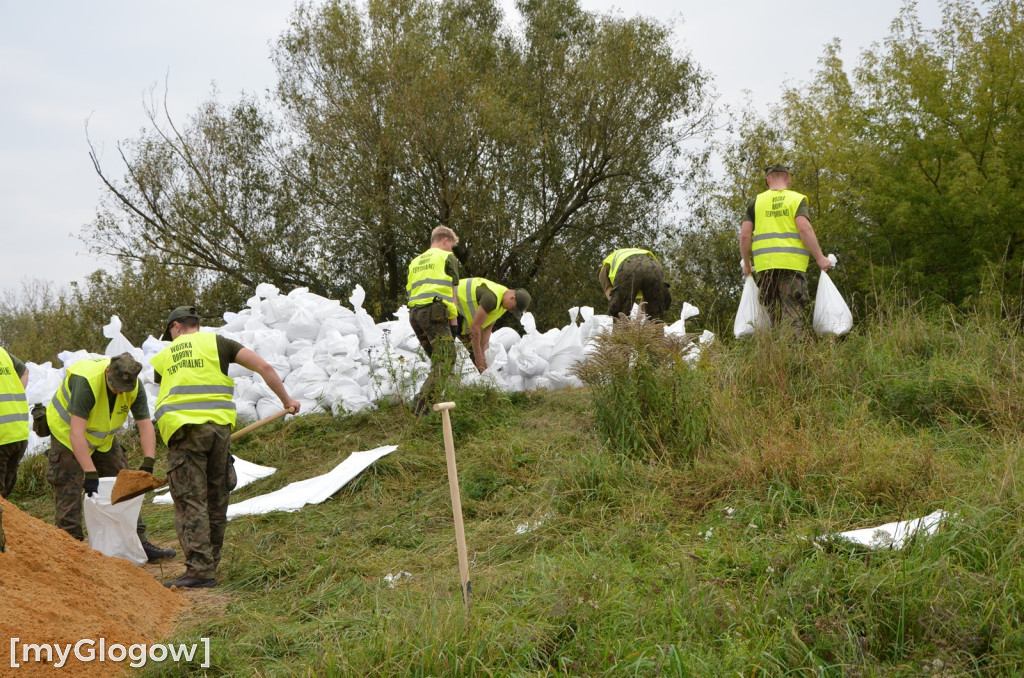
[406,226,460,414]
[0,346,30,553]
[44,353,176,562]
[152,306,300,589]
[454,278,531,372]
[599,248,672,321]
[740,163,832,333]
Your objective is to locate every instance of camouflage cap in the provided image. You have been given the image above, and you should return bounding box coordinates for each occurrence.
[510,288,531,319]
[161,305,200,340]
[765,162,791,175]
[106,353,142,393]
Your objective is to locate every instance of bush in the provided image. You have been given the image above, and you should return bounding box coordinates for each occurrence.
[571,316,710,462]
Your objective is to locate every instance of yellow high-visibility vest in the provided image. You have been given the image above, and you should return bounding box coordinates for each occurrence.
[455,278,509,334]
[602,249,657,286]
[0,348,29,445]
[406,247,457,319]
[751,189,810,272]
[150,332,236,444]
[47,358,139,453]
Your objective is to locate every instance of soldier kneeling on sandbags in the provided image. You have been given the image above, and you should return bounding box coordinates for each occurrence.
[45,353,176,563]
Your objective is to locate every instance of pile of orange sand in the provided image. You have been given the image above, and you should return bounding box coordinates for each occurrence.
[0,497,187,677]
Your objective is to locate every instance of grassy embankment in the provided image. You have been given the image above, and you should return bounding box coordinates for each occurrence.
[11,301,1024,676]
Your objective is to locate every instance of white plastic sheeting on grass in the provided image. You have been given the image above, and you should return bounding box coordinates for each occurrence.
[19,283,714,460]
[226,445,398,519]
[821,510,949,550]
[152,456,277,505]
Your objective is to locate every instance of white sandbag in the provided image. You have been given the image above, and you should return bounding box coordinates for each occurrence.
[57,349,101,370]
[256,397,284,420]
[102,316,141,360]
[285,306,321,343]
[226,445,397,519]
[261,296,294,329]
[287,344,316,370]
[83,478,146,565]
[254,282,281,298]
[25,362,61,405]
[317,332,361,358]
[733,275,770,338]
[813,270,853,336]
[219,312,248,334]
[548,320,584,373]
[490,327,521,353]
[236,399,259,424]
[335,394,375,415]
[252,329,290,357]
[509,342,549,378]
[317,314,362,341]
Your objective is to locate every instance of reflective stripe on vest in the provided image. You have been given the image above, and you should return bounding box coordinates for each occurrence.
[455,278,509,333]
[601,249,656,286]
[751,190,810,272]
[46,358,138,453]
[151,332,236,444]
[406,248,457,318]
[0,348,28,444]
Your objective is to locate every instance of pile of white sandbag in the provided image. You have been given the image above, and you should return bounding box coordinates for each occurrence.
[20,283,714,457]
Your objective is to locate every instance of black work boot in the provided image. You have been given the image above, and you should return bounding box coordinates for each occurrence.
[164,574,218,589]
[142,541,176,562]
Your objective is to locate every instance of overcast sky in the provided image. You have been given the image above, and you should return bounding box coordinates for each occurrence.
[0,0,943,297]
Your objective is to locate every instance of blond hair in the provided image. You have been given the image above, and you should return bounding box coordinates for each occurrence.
[431,225,459,245]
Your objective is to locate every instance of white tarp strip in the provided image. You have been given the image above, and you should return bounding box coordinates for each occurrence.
[152,456,277,504]
[821,510,948,550]
[226,445,397,520]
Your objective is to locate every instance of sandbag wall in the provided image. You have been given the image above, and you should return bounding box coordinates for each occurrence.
[21,283,713,457]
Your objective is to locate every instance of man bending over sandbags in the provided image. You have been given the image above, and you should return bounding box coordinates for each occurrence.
[45,353,176,562]
[454,278,531,373]
[152,306,301,589]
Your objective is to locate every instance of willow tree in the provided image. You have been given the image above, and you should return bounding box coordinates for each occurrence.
[88,0,712,326]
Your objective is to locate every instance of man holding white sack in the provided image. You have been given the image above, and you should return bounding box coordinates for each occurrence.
[454,278,531,372]
[152,306,300,589]
[740,163,832,334]
[44,353,176,562]
[406,226,461,414]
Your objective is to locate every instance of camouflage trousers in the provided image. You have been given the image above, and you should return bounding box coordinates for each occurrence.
[0,438,28,498]
[608,255,670,321]
[409,301,456,413]
[46,437,147,542]
[756,268,810,334]
[166,422,237,579]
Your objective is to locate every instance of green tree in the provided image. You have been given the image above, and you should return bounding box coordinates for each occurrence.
[87,0,713,327]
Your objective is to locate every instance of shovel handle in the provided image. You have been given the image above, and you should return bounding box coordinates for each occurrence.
[230,407,295,441]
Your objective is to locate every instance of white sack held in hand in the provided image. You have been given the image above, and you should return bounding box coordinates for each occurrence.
[813,266,853,336]
[734,275,770,338]
[83,477,147,565]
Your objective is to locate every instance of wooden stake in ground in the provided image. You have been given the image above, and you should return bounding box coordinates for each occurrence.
[230,407,296,442]
[433,401,471,608]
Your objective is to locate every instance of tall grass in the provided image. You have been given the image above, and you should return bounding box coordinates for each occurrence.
[7,300,1024,676]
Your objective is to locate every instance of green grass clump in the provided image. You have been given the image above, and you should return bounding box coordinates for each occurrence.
[7,302,1024,676]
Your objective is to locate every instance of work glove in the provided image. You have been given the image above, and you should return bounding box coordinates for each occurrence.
[83,473,99,498]
[139,458,155,473]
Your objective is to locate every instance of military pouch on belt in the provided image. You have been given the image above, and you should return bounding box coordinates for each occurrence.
[31,403,50,437]
[429,298,449,323]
